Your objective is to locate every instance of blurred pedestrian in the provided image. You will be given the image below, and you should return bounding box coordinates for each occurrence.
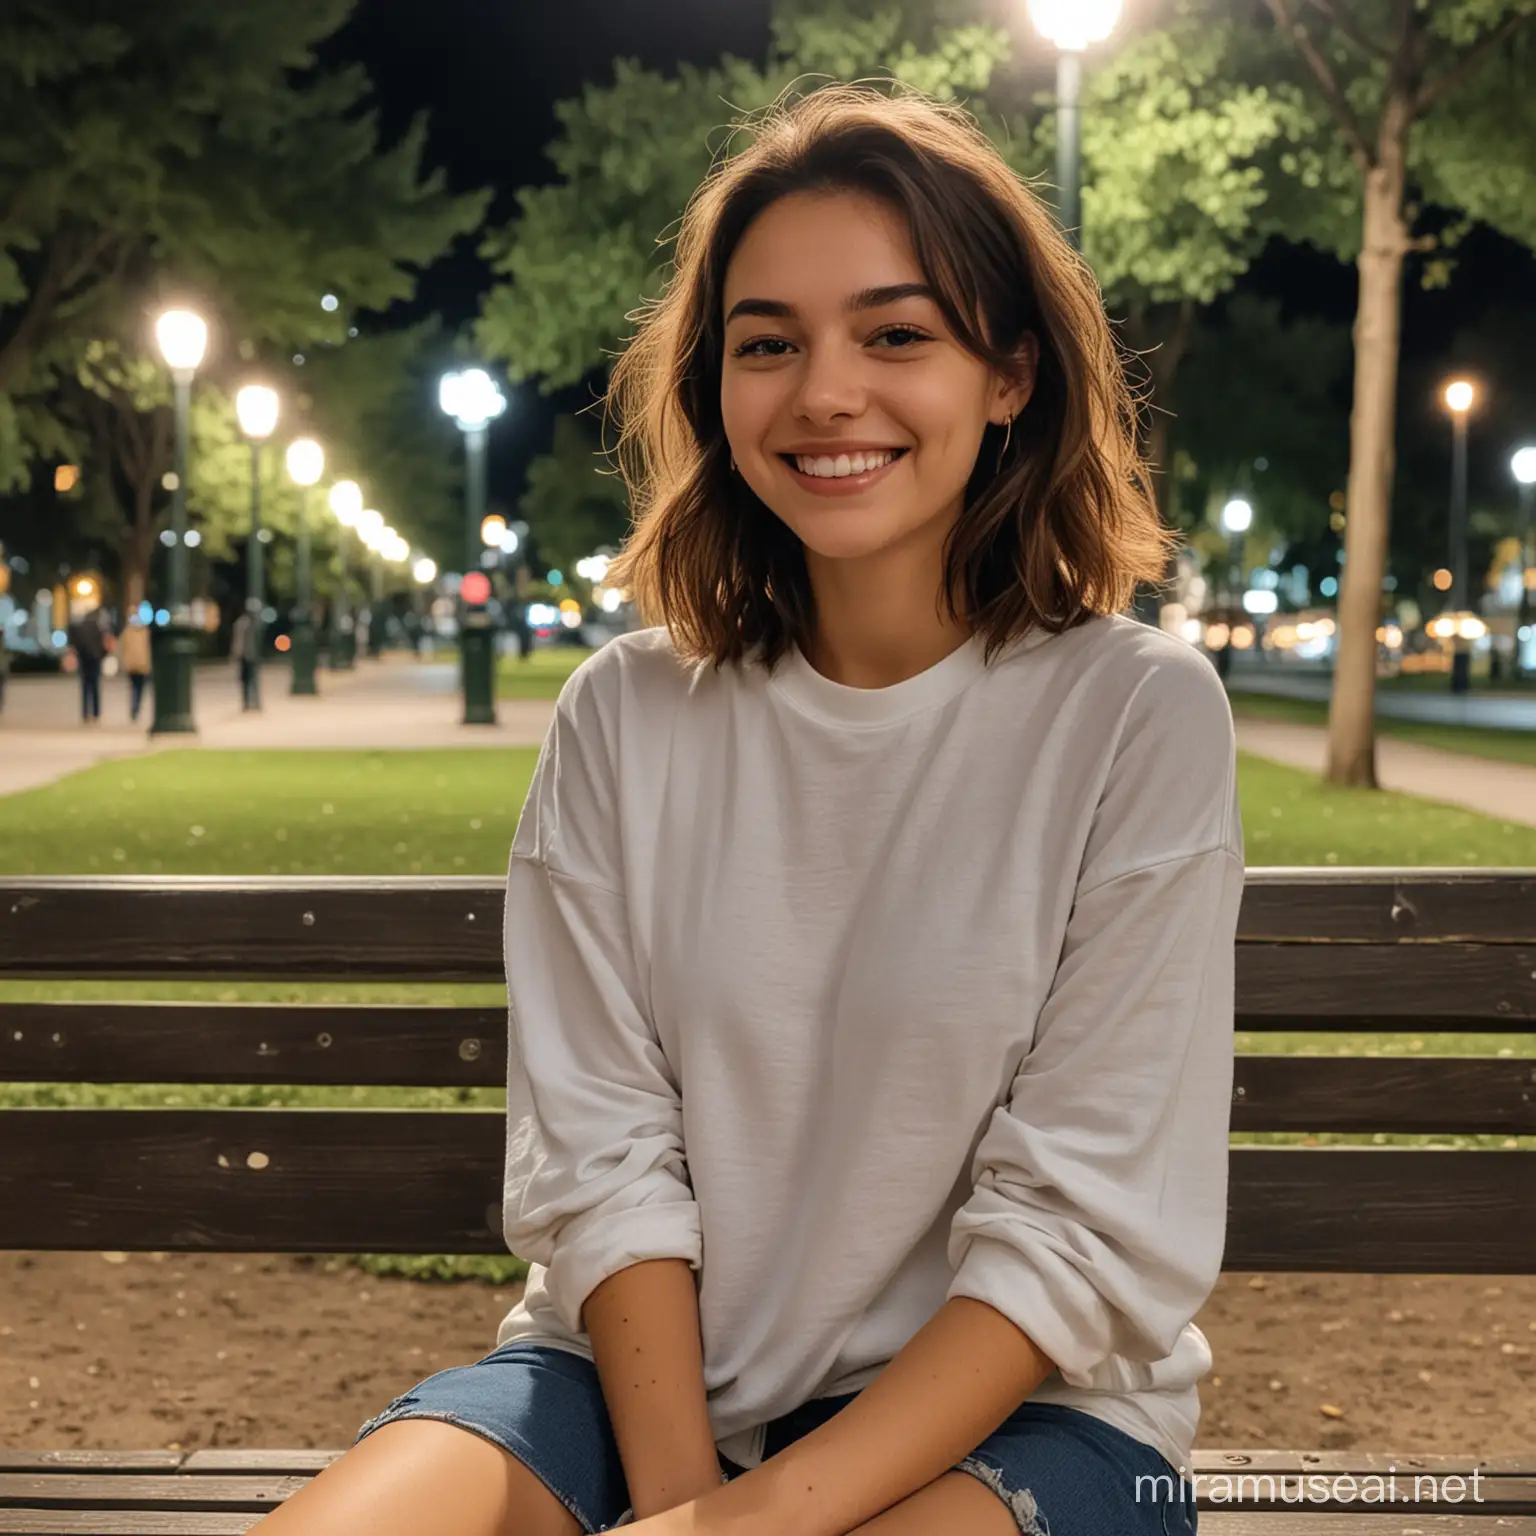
[122,613,153,723]
[231,602,261,710]
[66,607,107,722]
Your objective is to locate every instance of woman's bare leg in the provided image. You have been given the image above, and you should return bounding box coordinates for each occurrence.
[248,1419,582,1536]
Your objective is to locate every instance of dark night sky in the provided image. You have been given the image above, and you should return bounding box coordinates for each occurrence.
[324,0,1536,516]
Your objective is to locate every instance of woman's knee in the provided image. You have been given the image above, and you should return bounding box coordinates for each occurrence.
[249,1418,582,1536]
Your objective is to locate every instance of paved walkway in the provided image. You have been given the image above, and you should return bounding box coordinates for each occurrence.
[1227,667,1536,731]
[0,656,555,798]
[5,657,1536,828]
[1234,717,1536,828]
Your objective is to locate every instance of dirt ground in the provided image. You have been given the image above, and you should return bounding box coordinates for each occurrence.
[2,1253,1533,1456]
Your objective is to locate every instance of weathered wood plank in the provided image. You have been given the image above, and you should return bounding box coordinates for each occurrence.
[1231,1057,1536,1134]
[0,1514,260,1534]
[0,1004,508,1088]
[1236,945,1536,1026]
[4,873,1536,982]
[0,1472,304,1510]
[1,1113,1530,1269]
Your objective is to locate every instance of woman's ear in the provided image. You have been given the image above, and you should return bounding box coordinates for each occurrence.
[994,333,1040,423]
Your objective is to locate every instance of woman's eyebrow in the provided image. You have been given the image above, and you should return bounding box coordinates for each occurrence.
[724,282,937,325]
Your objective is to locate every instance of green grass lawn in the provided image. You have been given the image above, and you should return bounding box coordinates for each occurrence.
[2,744,1530,1280]
[1231,692,1536,769]
[494,645,591,698]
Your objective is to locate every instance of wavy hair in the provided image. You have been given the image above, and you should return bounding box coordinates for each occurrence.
[601,82,1172,672]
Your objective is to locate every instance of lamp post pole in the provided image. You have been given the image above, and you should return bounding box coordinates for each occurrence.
[328,480,363,670]
[1510,448,1536,681]
[286,438,324,696]
[1443,381,1475,696]
[440,367,507,727]
[1027,0,1122,252]
[235,385,279,712]
[150,309,208,736]
[1055,50,1083,250]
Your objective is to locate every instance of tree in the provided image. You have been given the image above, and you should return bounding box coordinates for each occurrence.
[1258,0,1536,786]
[517,415,631,574]
[479,0,1313,578]
[0,0,487,491]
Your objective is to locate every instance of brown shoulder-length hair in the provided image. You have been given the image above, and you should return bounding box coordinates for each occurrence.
[601,81,1173,672]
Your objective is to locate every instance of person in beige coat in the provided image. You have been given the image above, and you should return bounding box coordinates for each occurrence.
[121,616,152,723]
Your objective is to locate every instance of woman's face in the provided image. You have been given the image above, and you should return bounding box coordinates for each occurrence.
[720,189,1034,572]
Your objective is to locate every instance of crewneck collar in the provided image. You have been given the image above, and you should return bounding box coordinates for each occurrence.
[769,630,994,728]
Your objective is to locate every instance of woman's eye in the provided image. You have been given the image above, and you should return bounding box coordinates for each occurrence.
[732,337,794,357]
[871,326,930,348]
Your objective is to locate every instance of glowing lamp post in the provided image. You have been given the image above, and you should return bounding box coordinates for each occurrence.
[234,385,280,710]
[285,438,325,695]
[440,367,507,725]
[1027,0,1123,251]
[1443,379,1477,694]
[150,307,209,735]
[328,478,364,669]
[1511,447,1536,679]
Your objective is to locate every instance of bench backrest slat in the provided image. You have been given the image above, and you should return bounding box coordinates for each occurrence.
[3,1108,1531,1271]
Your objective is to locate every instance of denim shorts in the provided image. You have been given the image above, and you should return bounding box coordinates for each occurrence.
[355,1340,1198,1534]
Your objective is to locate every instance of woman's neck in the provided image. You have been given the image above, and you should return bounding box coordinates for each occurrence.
[801,541,972,691]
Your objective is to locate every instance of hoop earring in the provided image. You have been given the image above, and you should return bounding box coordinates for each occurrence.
[730,453,738,474]
[996,413,1014,471]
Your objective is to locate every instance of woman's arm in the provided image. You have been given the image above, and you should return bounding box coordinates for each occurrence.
[584,1259,726,1520]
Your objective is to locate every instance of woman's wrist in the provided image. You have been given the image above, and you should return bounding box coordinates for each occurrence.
[628,1453,731,1519]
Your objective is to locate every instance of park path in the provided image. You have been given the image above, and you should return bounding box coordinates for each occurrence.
[1234,717,1536,828]
[0,655,554,798]
[4,655,1535,828]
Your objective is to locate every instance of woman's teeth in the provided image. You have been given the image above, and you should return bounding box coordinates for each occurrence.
[793,449,901,478]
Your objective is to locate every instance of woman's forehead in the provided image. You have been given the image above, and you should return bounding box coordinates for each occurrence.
[724,190,924,307]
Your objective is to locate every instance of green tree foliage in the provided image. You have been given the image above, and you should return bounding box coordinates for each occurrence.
[0,0,487,493]
[516,416,631,574]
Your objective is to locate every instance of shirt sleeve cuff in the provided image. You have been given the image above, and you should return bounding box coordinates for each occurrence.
[946,1232,1118,1390]
[545,1201,704,1335]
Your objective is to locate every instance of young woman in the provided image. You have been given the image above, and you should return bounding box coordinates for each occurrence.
[260,83,1242,1536]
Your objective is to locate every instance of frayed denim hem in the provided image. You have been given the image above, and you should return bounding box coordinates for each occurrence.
[356,1406,600,1534]
[957,1454,1050,1535]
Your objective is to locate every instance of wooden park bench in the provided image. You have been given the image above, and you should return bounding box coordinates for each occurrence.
[1,870,1533,1533]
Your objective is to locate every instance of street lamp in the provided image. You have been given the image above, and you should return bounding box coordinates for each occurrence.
[1443,378,1477,694]
[285,437,325,696]
[150,307,208,735]
[440,366,507,725]
[235,385,280,711]
[327,478,364,670]
[1511,447,1536,679]
[1027,0,1124,251]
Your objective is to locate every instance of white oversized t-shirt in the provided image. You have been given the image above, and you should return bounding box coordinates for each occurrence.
[495,613,1245,1477]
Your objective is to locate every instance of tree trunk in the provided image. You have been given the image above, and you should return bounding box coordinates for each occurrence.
[1327,97,1411,789]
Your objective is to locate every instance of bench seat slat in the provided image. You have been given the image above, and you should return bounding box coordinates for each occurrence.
[0,1475,303,1512]
[0,1514,260,1534]
[0,1110,1530,1270]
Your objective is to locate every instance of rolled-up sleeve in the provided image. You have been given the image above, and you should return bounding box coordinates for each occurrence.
[947,648,1245,1388]
[501,668,700,1335]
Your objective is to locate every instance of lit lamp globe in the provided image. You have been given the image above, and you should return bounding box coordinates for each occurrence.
[1221,497,1254,535]
[413,556,438,585]
[356,508,385,545]
[439,368,507,431]
[155,310,208,375]
[481,513,508,548]
[1512,448,1536,486]
[329,478,364,528]
[235,385,279,442]
[1444,379,1476,415]
[1027,0,1123,50]
[286,438,324,487]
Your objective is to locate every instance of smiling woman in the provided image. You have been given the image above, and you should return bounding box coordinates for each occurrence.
[262,84,1234,1536]
[602,83,1173,685]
